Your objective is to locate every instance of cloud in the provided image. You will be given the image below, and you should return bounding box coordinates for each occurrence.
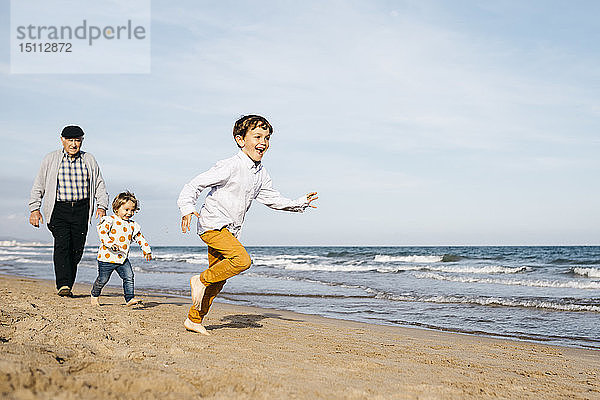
[142,1,599,158]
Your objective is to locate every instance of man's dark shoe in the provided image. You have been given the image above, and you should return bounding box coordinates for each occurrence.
[57,286,72,297]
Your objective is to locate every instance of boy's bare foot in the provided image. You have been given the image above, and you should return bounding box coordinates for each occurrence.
[126,298,142,307]
[184,318,210,335]
[190,274,206,309]
[90,295,100,306]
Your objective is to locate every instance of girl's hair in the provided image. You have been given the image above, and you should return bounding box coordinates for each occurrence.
[112,191,140,213]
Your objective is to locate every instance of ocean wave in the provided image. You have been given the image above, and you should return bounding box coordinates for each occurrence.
[9,257,50,264]
[131,266,184,275]
[153,252,203,259]
[226,273,600,312]
[0,249,51,256]
[244,272,365,291]
[272,254,321,259]
[252,255,327,268]
[441,254,464,262]
[253,254,321,263]
[414,272,600,289]
[0,240,51,247]
[184,259,206,264]
[150,253,207,264]
[220,291,371,299]
[368,290,600,312]
[571,267,600,278]
[256,260,528,274]
[272,263,377,272]
[325,251,353,258]
[374,254,467,263]
[551,258,600,265]
[431,265,528,274]
[377,264,528,274]
[374,255,443,263]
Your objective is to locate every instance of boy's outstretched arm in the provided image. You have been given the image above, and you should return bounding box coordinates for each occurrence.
[256,172,318,212]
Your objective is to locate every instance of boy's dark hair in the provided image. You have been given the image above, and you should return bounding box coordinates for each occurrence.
[233,115,273,146]
[112,191,140,213]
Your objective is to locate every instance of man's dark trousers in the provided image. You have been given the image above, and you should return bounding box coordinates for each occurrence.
[47,199,90,290]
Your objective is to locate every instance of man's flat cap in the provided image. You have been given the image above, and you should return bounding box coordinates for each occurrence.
[61,125,84,138]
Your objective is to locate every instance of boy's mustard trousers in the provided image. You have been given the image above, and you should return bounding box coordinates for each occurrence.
[188,228,251,323]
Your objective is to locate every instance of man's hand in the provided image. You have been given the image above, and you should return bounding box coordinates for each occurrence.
[96,208,106,219]
[306,192,319,208]
[181,212,200,233]
[143,252,153,261]
[29,210,43,228]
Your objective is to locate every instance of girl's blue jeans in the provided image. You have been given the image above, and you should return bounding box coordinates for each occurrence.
[91,259,135,302]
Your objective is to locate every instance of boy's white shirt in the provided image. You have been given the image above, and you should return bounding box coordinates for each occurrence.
[178,150,310,237]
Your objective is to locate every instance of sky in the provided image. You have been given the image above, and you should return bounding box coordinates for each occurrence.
[0,0,598,246]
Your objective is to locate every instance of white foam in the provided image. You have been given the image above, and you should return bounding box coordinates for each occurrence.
[184,259,206,264]
[251,258,283,267]
[131,266,181,275]
[279,263,376,272]
[13,258,49,264]
[155,252,204,259]
[432,265,528,274]
[245,272,365,291]
[369,290,600,312]
[572,267,600,278]
[376,264,528,274]
[0,240,50,247]
[374,255,443,263]
[250,259,529,274]
[0,248,50,256]
[148,252,207,264]
[272,254,321,260]
[150,253,321,266]
[415,272,600,289]
[253,254,322,265]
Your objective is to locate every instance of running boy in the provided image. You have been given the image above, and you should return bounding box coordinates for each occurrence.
[91,191,152,306]
[178,115,318,335]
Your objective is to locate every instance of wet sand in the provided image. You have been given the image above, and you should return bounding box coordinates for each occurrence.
[1,274,598,399]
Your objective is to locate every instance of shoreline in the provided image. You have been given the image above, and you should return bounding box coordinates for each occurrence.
[1,274,599,399]
[3,270,596,351]
[147,287,600,351]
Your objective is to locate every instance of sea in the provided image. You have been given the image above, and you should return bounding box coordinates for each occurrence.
[1,243,599,349]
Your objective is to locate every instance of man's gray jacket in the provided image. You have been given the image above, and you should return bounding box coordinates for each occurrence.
[29,150,109,223]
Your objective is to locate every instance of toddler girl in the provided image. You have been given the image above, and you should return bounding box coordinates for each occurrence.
[91,191,152,306]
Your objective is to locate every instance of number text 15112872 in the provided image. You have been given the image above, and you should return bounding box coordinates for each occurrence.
[19,43,73,52]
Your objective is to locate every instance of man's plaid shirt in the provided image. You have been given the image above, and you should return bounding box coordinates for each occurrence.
[56,150,89,201]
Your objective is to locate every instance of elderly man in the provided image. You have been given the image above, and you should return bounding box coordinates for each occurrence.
[29,125,109,296]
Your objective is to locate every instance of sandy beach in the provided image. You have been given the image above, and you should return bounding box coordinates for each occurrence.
[0,274,598,399]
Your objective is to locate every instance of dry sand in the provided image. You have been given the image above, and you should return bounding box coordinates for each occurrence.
[1,274,598,399]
